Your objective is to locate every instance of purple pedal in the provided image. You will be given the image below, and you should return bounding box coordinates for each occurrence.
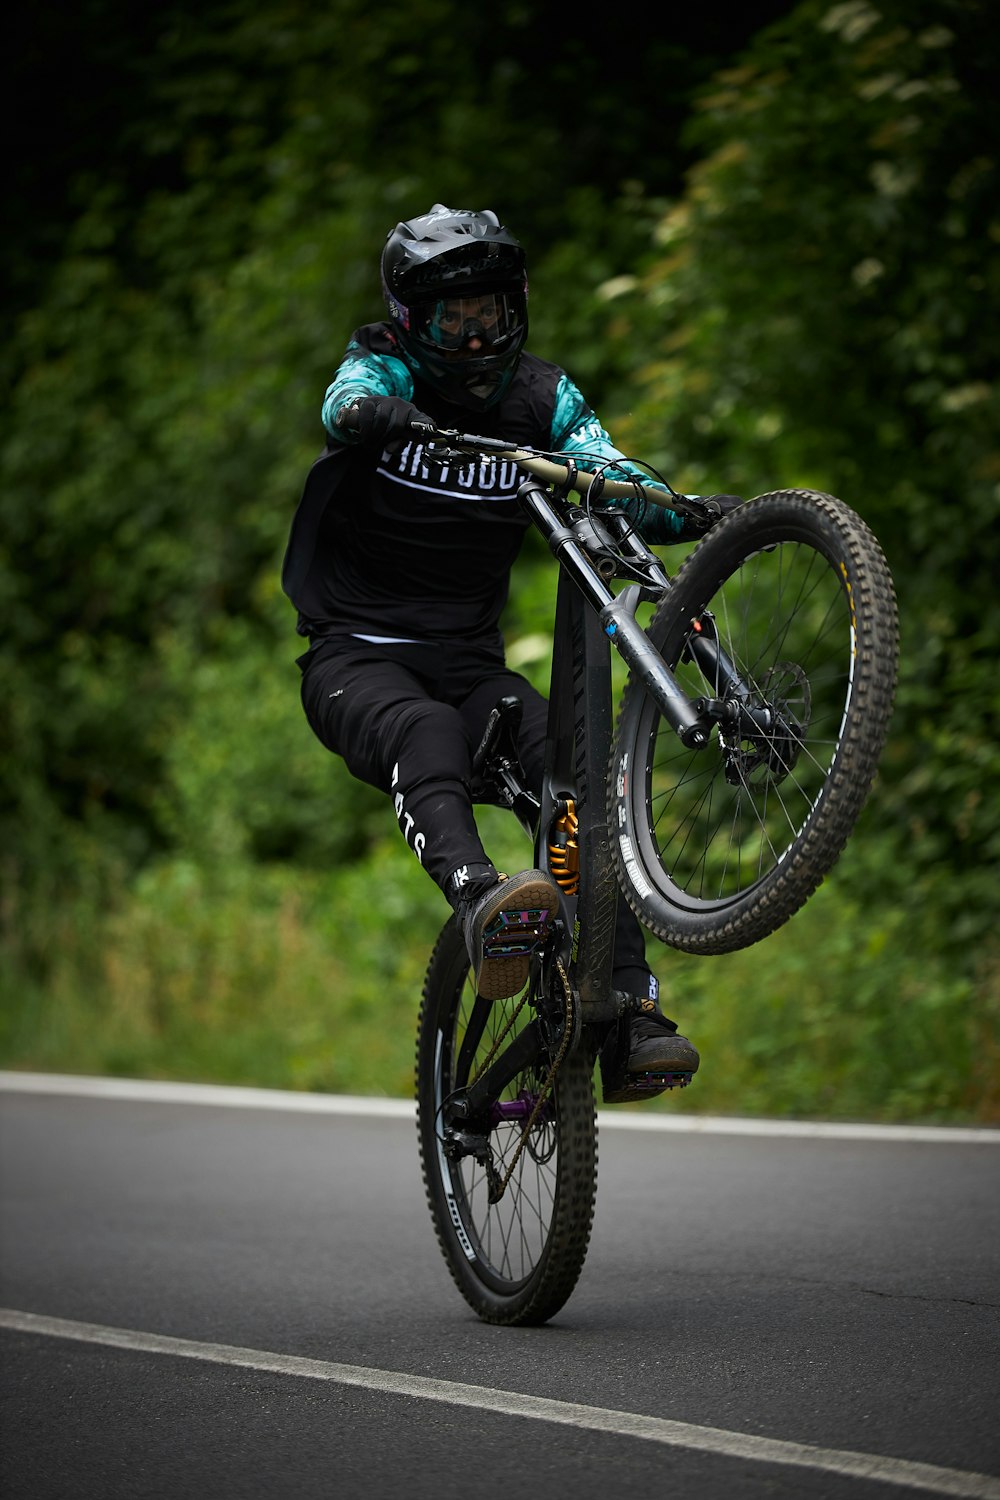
[482,906,552,958]
[631,1070,692,1091]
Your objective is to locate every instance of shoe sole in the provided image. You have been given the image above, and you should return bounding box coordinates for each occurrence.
[474,876,559,1001]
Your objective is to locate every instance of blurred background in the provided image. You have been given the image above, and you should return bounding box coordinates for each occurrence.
[2,0,997,1122]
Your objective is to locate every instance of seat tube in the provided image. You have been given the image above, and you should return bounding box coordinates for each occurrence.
[539,573,618,1025]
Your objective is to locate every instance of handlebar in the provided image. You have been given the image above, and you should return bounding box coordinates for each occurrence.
[333,402,716,747]
[334,399,703,515]
[409,421,699,514]
[411,423,710,746]
[427,431,649,501]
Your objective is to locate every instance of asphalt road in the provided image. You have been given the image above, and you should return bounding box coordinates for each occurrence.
[1,1075,998,1500]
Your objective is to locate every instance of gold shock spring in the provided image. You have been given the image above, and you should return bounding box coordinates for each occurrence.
[548,800,580,895]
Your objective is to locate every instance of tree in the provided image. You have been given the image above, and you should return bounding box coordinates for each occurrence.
[604,0,999,949]
[1,0,796,915]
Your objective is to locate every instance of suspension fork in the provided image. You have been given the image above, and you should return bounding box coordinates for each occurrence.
[517,480,711,749]
[520,476,775,741]
[683,611,792,738]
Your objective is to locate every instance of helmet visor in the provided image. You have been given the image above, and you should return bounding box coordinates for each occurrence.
[411,291,526,355]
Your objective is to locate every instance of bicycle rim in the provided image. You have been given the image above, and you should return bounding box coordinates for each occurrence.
[416,919,597,1325]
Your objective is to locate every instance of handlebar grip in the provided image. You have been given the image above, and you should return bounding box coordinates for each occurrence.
[334,398,435,444]
[334,406,358,431]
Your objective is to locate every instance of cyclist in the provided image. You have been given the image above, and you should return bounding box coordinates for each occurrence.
[282,203,739,1102]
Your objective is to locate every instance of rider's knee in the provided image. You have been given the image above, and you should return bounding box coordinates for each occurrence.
[390,701,474,789]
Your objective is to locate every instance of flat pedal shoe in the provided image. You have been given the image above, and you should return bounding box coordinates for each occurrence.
[463,870,561,1001]
[600,1000,700,1104]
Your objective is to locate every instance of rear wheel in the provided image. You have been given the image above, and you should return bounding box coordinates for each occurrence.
[610,491,898,953]
[415,918,597,1325]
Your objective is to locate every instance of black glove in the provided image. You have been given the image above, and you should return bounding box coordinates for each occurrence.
[679,493,744,539]
[336,396,433,449]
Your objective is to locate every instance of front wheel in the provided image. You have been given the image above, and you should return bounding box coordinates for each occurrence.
[610,490,898,954]
[415,918,597,1325]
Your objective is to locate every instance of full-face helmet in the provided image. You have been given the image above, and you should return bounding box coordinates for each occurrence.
[381,204,528,410]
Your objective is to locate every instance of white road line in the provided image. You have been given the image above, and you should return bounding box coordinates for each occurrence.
[0,1071,416,1118]
[2,1309,998,1498]
[2,1071,998,1143]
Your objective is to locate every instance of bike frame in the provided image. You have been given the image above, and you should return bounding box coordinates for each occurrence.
[538,552,618,1026]
[447,508,623,1125]
[434,437,746,1111]
[523,479,638,1030]
[504,469,715,1030]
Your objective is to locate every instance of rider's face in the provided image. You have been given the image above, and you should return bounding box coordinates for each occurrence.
[435,297,500,349]
[421,293,515,357]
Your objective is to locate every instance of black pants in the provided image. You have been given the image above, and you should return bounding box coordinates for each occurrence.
[300,634,653,993]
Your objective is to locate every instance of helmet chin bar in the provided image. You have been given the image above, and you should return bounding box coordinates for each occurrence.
[402,342,516,410]
[461,374,506,408]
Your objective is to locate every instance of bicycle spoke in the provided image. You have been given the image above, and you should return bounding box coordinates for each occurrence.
[441,979,564,1289]
[633,531,859,907]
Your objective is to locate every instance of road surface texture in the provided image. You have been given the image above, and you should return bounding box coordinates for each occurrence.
[2,1073,998,1499]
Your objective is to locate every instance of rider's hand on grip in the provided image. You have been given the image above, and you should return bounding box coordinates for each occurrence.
[337,396,434,449]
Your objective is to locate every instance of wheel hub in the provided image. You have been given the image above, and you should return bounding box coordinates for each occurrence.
[719,661,811,786]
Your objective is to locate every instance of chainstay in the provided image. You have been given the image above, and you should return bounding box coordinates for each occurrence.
[470,990,531,1088]
[488,959,575,1204]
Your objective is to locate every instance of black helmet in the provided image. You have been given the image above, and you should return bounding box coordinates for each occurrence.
[381,204,528,410]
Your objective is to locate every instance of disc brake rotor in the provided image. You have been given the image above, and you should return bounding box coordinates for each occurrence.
[721,661,811,787]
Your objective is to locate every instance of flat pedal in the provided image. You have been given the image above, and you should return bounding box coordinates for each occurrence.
[636,1069,693,1090]
[481,906,553,960]
[470,872,561,1001]
[602,1069,694,1105]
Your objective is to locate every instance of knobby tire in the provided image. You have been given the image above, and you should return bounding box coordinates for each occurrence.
[415,917,597,1326]
[610,490,899,954]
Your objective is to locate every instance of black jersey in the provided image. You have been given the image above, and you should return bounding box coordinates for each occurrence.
[282,322,685,646]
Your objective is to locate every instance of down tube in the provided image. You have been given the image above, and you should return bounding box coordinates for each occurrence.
[540,574,619,1025]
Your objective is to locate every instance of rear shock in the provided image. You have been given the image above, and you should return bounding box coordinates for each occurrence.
[548,800,580,896]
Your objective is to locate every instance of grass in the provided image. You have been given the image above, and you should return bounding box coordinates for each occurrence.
[1,821,997,1125]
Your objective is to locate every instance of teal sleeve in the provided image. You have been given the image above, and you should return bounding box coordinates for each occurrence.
[549,373,685,543]
[321,341,415,445]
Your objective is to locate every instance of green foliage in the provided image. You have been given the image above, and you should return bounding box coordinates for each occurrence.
[0,849,443,1097]
[153,604,386,867]
[1,0,674,941]
[3,825,996,1122]
[650,836,1000,1123]
[601,0,1000,960]
[2,0,996,1121]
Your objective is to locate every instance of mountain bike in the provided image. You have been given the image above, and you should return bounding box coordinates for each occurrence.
[412,425,899,1325]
